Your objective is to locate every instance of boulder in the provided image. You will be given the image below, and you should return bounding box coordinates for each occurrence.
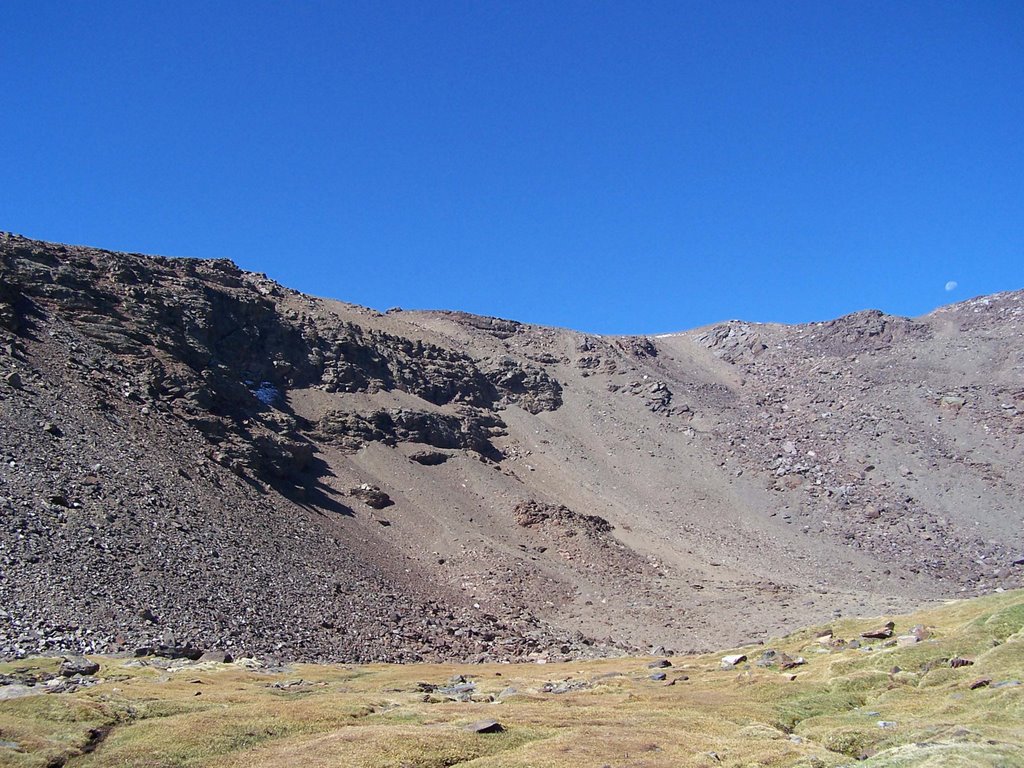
[778,652,805,670]
[350,484,393,509]
[154,645,204,661]
[60,656,100,677]
[721,654,747,669]
[464,720,504,734]
[198,649,233,663]
[409,450,450,466]
[861,621,895,640]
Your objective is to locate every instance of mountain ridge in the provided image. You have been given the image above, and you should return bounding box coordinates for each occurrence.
[1,233,1021,663]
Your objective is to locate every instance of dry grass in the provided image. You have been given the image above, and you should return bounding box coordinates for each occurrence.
[1,590,1022,767]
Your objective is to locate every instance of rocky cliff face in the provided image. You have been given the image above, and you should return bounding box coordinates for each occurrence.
[1,233,1021,662]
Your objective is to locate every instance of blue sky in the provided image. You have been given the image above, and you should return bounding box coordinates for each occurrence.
[2,1,1022,334]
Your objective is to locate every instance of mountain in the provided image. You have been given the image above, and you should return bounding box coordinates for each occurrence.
[1,233,1021,662]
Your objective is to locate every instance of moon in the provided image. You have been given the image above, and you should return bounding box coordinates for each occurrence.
[945,280,958,292]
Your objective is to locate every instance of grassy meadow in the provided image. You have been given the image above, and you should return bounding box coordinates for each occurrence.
[1,590,1022,768]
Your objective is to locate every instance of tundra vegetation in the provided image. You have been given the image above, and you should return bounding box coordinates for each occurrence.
[1,590,1021,767]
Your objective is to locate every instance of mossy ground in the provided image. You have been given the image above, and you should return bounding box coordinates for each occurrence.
[1,590,1022,767]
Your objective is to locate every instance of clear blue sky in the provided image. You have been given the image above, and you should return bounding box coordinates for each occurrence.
[2,1,1022,334]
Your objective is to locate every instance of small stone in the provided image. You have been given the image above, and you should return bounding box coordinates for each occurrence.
[940,394,966,410]
[969,677,992,690]
[4,371,22,389]
[877,720,898,729]
[649,672,667,681]
[896,635,919,647]
[647,659,672,668]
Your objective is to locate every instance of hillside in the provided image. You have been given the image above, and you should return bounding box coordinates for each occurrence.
[0,233,1022,662]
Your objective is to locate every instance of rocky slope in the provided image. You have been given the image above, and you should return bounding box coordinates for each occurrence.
[1,233,1021,662]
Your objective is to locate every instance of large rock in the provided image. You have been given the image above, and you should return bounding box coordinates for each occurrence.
[350,484,393,509]
[464,720,504,734]
[861,621,895,640]
[721,654,747,669]
[60,656,100,677]
[199,649,233,663]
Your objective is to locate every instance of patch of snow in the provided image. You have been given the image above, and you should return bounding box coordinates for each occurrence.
[251,382,280,406]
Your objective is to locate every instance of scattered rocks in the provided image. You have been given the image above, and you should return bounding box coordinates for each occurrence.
[513,500,612,534]
[754,650,804,669]
[541,679,590,694]
[437,681,477,701]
